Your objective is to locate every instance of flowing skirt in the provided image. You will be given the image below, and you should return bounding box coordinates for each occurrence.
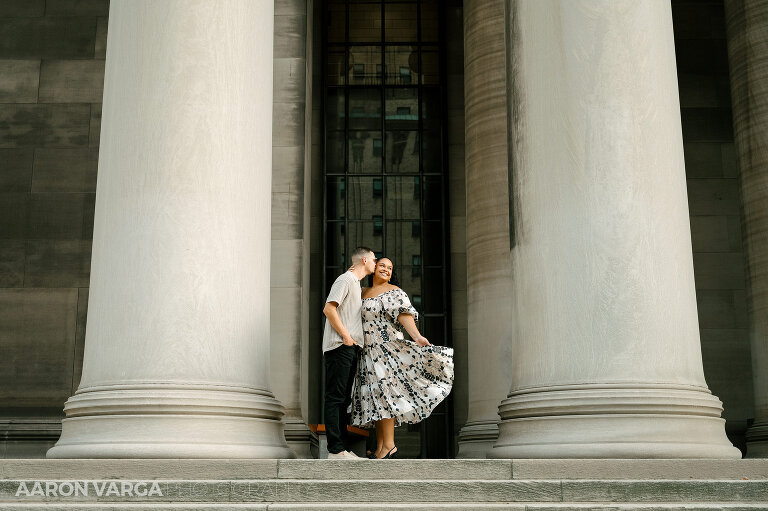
[350,335,454,428]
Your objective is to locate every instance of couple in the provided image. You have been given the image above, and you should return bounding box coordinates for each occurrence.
[322,246,454,459]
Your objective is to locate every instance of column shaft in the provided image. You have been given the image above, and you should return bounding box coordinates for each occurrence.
[457,0,513,458]
[725,0,768,457]
[48,0,294,458]
[491,0,740,459]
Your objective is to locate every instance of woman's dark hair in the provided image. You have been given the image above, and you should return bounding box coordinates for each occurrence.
[368,256,400,288]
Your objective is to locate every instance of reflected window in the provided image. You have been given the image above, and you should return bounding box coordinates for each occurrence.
[412,255,421,277]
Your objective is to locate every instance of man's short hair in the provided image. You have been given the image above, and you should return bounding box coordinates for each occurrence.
[351,246,374,265]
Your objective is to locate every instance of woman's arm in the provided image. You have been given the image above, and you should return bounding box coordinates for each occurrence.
[398,313,431,346]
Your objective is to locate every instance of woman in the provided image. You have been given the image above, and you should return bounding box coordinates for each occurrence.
[349,257,454,459]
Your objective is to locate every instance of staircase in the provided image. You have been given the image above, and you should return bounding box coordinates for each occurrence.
[1,459,767,509]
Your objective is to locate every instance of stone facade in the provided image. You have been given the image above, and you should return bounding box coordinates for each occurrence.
[0,0,107,457]
[675,0,753,452]
[0,0,760,458]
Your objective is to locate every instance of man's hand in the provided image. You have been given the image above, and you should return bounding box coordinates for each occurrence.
[342,334,356,346]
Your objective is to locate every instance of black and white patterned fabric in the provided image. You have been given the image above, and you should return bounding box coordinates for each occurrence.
[349,288,454,428]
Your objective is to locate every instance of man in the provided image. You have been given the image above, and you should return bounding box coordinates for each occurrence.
[322,246,376,459]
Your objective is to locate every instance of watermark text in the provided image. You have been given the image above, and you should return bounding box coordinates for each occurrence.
[15,481,163,498]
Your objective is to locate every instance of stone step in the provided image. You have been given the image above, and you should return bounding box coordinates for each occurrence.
[2,479,768,504]
[1,504,768,511]
[3,459,768,481]
[1,459,767,509]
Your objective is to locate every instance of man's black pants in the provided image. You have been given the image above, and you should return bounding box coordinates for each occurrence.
[324,344,358,455]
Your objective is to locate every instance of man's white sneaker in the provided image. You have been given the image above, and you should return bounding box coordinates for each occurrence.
[344,450,360,458]
[327,451,354,460]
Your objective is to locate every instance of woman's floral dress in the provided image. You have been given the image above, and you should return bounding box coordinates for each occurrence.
[349,288,454,428]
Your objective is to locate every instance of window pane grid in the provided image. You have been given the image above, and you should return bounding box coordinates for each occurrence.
[323,0,450,458]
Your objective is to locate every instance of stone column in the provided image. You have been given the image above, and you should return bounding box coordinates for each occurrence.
[725,0,768,458]
[490,0,741,459]
[456,0,513,458]
[47,0,294,459]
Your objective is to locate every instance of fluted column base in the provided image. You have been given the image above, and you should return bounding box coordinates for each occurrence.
[283,415,314,459]
[456,419,499,458]
[489,384,741,459]
[47,385,296,459]
[746,421,768,458]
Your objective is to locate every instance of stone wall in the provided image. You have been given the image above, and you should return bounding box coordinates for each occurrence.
[0,0,108,457]
[270,0,315,457]
[672,0,753,452]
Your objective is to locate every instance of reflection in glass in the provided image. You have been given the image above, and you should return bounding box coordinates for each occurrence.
[423,316,445,344]
[327,1,346,43]
[395,266,421,303]
[385,46,418,85]
[386,177,420,219]
[421,0,439,42]
[423,176,442,220]
[422,268,444,313]
[349,46,382,85]
[346,177,383,219]
[385,2,417,42]
[346,222,382,255]
[326,89,345,130]
[386,131,418,173]
[349,88,381,130]
[411,255,422,278]
[385,88,418,130]
[385,221,421,271]
[421,47,440,84]
[348,131,382,173]
[421,130,441,173]
[327,46,345,85]
[326,177,345,220]
[421,87,441,130]
[349,2,382,43]
[422,221,443,266]
[327,222,345,267]
[326,131,345,173]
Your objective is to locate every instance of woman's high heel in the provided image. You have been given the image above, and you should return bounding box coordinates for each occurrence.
[382,446,397,459]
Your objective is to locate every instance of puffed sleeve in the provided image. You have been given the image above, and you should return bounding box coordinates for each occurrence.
[385,289,419,325]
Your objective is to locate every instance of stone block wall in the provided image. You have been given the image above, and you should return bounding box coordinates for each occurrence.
[0,0,108,457]
[672,0,753,452]
[270,0,315,456]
